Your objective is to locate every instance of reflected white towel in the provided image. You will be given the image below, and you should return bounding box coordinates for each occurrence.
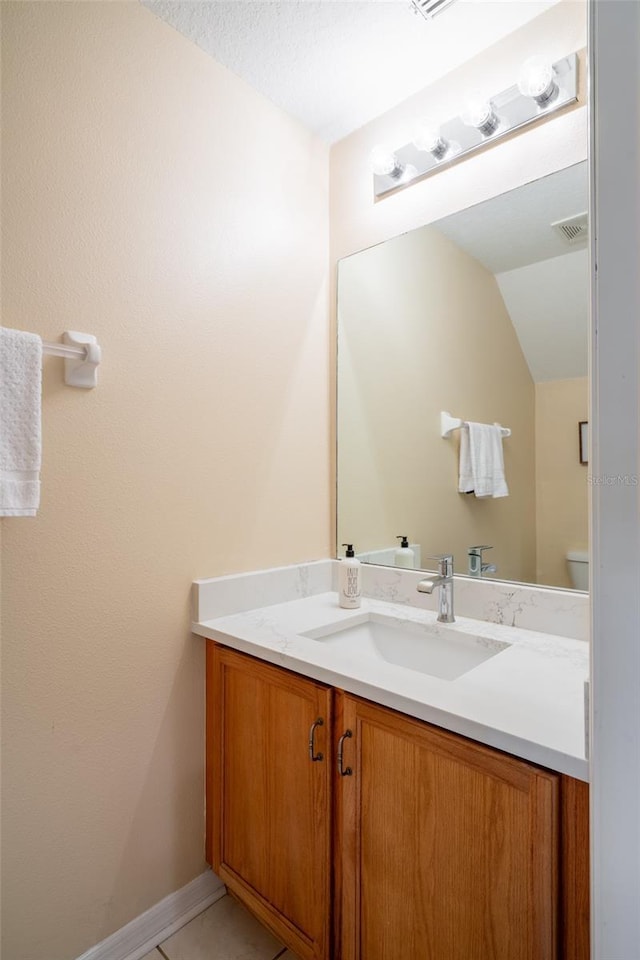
[0,327,42,516]
[458,422,508,499]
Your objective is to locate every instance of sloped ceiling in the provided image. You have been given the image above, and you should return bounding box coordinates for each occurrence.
[496,249,588,382]
[434,162,589,382]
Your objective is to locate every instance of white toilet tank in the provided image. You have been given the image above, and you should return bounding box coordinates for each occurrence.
[567,550,589,590]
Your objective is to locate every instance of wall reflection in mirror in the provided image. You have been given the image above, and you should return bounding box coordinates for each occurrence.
[337,161,588,591]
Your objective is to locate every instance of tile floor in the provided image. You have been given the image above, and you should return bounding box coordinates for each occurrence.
[140,893,299,960]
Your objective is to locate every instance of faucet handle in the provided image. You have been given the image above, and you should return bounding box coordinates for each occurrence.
[425,553,454,576]
[468,544,493,556]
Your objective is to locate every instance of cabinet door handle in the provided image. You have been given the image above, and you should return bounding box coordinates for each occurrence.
[309,717,324,762]
[337,729,353,776]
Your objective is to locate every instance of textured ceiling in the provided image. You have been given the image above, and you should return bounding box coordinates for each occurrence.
[435,161,588,274]
[142,0,559,142]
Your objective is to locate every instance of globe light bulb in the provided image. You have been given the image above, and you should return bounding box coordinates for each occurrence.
[369,145,405,179]
[413,120,450,161]
[460,93,500,137]
[517,55,558,106]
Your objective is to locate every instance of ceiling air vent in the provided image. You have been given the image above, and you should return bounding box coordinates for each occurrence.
[409,0,459,21]
[551,212,589,245]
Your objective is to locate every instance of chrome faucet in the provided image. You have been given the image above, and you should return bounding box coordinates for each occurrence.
[468,544,497,578]
[417,554,455,623]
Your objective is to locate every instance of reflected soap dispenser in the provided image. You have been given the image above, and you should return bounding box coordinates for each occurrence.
[339,544,361,609]
[394,535,415,569]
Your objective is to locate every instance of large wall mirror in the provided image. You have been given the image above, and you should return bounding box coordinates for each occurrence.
[337,161,588,592]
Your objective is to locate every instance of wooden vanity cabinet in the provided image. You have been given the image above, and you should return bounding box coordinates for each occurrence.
[206,643,589,960]
[337,695,558,960]
[207,643,333,960]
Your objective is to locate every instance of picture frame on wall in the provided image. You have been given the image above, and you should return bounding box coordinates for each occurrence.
[579,421,588,464]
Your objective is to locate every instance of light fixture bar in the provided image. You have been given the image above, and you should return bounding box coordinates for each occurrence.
[373,52,579,199]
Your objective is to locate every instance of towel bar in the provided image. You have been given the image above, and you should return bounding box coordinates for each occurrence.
[42,341,86,359]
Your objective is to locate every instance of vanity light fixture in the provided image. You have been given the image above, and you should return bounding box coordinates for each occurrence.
[371,51,579,199]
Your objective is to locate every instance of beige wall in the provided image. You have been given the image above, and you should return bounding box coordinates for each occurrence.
[0,4,330,959]
[535,378,589,588]
[329,0,587,558]
[338,225,536,583]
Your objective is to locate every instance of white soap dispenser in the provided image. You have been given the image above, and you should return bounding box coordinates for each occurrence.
[394,535,415,569]
[339,543,361,609]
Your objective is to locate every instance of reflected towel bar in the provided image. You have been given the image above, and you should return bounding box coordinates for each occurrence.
[440,410,511,439]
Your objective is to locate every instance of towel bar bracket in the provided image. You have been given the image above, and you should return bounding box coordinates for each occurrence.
[441,411,463,438]
[440,410,510,439]
[62,331,100,388]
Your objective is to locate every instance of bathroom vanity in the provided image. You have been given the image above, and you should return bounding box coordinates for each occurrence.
[193,561,590,960]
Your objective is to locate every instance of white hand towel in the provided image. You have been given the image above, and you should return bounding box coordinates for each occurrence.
[0,327,43,516]
[458,426,474,494]
[458,422,509,499]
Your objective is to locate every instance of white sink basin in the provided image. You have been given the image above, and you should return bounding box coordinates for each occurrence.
[302,612,510,681]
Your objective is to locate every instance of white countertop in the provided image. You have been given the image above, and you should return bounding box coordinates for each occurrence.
[193,590,589,781]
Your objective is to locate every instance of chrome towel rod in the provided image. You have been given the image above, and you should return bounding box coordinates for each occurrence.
[42,331,101,389]
[440,410,511,439]
[42,340,88,360]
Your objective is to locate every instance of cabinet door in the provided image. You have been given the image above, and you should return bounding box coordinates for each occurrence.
[207,643,332,960]
[337,695,559,960]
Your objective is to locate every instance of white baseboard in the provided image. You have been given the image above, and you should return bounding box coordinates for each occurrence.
[76,869,226,960]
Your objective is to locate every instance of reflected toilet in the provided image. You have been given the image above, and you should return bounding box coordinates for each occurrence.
[566,550,589,590]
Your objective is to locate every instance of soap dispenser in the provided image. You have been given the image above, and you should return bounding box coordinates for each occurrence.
[394,535,415,569]
[339,544,361,609]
